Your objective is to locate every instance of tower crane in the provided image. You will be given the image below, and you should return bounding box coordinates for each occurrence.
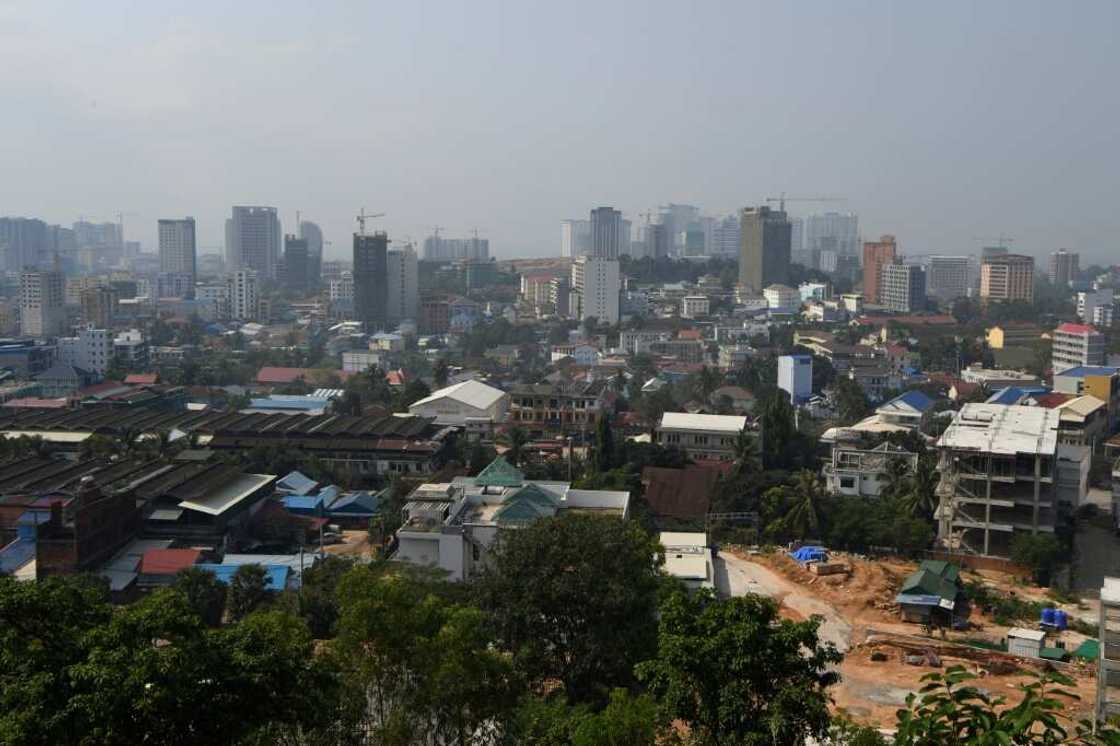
[973,235,1015,249]
[355,208,385,237]
[764,194,847,213]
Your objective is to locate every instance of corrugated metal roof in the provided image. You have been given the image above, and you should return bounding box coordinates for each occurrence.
[659,412,747,434]
[409,379,506,411]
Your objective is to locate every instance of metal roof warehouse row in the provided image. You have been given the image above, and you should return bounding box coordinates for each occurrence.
[0,408,438,441]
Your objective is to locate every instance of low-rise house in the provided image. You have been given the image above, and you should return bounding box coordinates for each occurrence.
[875,390,936,429]
[660,532,713,590]
[824,443,919,498]
[137,548,202,588]
[709,385,755,413]
[656,412,748,463]
[394,457,629,581]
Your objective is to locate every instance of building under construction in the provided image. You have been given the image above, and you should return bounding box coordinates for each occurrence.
[934,404,1088,558]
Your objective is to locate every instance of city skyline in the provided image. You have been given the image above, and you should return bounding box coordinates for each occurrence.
[1,1,1117,263]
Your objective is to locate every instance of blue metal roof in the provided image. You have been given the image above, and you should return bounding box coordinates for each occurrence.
[881,390,935,413]
[1054,366,1119,378]
[248,396,330,411]
[329,490,382,514]
[195,563,289,591]
[277,471,318,494]
[986,385,1051,405]
[282,495,325,512]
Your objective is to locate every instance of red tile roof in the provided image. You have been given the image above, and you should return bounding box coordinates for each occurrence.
[677,329,703,340]
[1056,323,1097,335]
[124,373,159,385]
[3,397,69,409]
[256,367,311,384]
[1034,392,1074,408]
[140,548,201,575]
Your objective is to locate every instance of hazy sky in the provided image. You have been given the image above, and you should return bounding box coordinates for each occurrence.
[2,0,1117,263]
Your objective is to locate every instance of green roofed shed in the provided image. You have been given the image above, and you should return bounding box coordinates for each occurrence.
[474,456,525,488]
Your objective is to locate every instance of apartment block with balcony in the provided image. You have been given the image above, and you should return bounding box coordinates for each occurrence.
[655,412,748,462]
[1052,323,1105,373]
[934,404,1086,559]
[507,380,608,434]
[824,443,919,498]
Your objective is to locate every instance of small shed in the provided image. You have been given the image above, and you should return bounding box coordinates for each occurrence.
[895,560,963,626]
[1007,627,1046,659]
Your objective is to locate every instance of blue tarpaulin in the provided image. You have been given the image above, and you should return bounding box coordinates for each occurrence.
[790,546,828,563]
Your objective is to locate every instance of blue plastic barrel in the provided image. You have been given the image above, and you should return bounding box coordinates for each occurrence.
[1041,607,1056,626]
[1055,610,1068,630]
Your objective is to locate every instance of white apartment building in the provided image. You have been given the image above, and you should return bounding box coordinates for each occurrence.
[880,263,927,313]
[763,284,801,314]
[227,270,259,321]
[158,218,197,286]
[571,257,620,324]
[681,295,710,319]
[778,354,813,403]
[655,412,748,462]
[386,246,419,325]
[1078,289,1115,328]
[926,256,971,300]
[196,284,230,320]
[824,443,919,498]
[395,458,629,581]
[113,329,148,369]
[19,269,66,338]
[57,325,113,375]
[1052,323,1106,372]
[329,272,354,302]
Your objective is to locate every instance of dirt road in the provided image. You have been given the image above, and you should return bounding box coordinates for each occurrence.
[714,551,853,652]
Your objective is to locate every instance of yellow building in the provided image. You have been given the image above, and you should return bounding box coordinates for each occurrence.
[986,324,1045,350]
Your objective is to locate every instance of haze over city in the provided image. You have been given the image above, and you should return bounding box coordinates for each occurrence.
[2,0,1117,262]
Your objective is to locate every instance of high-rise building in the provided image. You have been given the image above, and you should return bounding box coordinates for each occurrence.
[861,235,898,305]
[1048,249,1080,287]
[422,234,489,261]
[560,220,591,258]
[802,212,859,270]
[644,223,670,260]
[158,218,197,297]
[880,263,927,313]
[1078,289,1115,328]
[589,207,623,260]
[386,245,419,325]
[80,286,116,328]
[226,206,281,279]
[738,206,791,294]
[926,256,971,301]
[226,270,259,321]
[283,235,309,293]
[571,257,620,324]
[658,204,700,255]
[298,220,324,288]
[19,268,66,338]
[709,215,741,259]
[354,232,389,332]
[1052,322,1105,372]
[0,217,48,271]
[980,253,1034,305]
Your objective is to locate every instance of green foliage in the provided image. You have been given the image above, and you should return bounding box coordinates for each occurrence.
[893,665,1119,745]
[637,589,841,746]
[476,513,662,703]
[832,376,872,424]
[174,567,227,627]
[0,577,331,745]
[502,425,529,466]
[964,581,1048,627]
[591,413,616,473]
[332,565,518,744]
[297,555,355,638]
[226,564,270,621]
[1010,532,1064,585]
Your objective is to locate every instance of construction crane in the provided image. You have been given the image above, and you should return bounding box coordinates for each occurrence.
[765,193,847,213]
[431,225,444,238]
[974,234,1015,249]
[355,208,385,237]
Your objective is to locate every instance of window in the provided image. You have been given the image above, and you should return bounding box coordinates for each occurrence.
[840,477,856,489]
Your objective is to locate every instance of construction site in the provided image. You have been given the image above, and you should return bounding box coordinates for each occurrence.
[715,546,1103,730]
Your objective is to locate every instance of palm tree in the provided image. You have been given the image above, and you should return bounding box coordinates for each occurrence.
[731,428,762,477]
[502,426,529,466]
[900,456,939,518]
[785,470,825,540]
[882,456,912,500]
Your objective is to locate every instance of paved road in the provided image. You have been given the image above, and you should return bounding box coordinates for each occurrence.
[714,551,853,652]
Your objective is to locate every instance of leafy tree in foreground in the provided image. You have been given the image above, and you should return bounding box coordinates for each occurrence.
[893,666,1120,745]
[476,513,662,704]
[504,690,666,746]
[174,566,227,627]
[1010,532,1064,586]
[636,589,841,746]
[332,565,518,744]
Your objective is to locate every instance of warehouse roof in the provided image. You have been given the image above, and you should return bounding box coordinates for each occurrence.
[410,379,506,411]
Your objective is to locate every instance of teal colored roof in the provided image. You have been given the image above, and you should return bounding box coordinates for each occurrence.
[493,483,558,525]
[919,560,960,584]
[475,456,524,487]
[1073,639,1100,660]
[900,565,960,604]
